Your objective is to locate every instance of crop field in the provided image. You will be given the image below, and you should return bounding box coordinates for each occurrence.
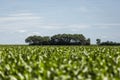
[0,45,120,80]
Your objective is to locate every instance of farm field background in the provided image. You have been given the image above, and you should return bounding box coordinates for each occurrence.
[0,45,120,80]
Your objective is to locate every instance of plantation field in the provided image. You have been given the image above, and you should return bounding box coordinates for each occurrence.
[0,45,120,80]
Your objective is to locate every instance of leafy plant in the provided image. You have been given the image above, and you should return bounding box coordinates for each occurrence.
[0,45,120,80]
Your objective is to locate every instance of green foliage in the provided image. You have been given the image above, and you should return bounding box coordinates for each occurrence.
[96,39,101,45]
[25,34,90,45]
[100,41,120,46]
[0,45,120,80]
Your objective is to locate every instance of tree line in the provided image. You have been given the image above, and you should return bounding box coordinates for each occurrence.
[96,39,120,46]
[25,34,91,45]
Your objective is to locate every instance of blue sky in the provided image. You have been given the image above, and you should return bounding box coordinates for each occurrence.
[0,0,120,44]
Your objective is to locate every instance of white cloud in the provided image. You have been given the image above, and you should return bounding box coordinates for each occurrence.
[0,12,42,22]
[31,24,91,32]
[18,30,27,33]
[32,32,40,35]
[68,24,90,29]
[0,16,41,22]
[1,13,119,33]
[92,23,120,29]
[0,12,44,32]
[93,23,120,26]
[9,13,34,17]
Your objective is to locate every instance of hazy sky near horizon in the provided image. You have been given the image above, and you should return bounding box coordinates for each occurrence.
[0,0,120,44]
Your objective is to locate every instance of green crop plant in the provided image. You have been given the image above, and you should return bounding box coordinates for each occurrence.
[0,45,120,80]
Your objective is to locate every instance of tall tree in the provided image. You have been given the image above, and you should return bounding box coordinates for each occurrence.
[96,39,101,45]
[25,34,90,45]
[25,35,43,45]
[86,38,91,45]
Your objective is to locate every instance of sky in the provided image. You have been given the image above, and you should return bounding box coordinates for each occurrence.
[0,0,120,44]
